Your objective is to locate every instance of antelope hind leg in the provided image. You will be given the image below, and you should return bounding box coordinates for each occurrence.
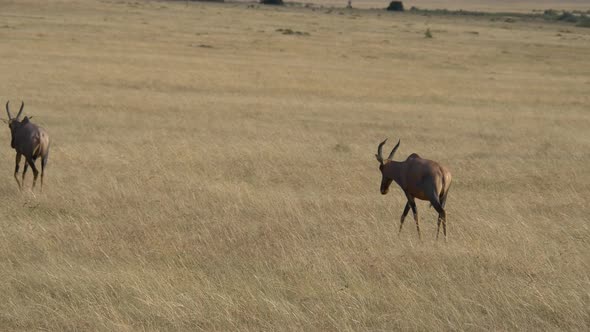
[25,157,39,190]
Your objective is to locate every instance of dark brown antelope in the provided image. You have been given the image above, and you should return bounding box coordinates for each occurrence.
[375,138,452,240]
[4,101,50,191]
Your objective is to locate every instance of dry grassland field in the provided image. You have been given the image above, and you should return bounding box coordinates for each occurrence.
[314,0,590,12]
[1,0,589,330]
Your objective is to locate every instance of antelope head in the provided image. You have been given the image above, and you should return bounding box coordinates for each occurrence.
[375,138,400,195]
[4,101,26,148]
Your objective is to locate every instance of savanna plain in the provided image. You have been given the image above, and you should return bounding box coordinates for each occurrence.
[0,0,589,330]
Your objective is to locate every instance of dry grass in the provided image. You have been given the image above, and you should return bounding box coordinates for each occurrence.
[292,0,590,12]
[0,0,589,330]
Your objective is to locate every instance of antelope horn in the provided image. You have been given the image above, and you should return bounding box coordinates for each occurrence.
[15,101,24,120]
[6,101,12,120]
[376,138,388,164]
[387,139,401,160]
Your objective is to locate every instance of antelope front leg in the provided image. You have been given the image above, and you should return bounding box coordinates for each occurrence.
[399,202,410,235]
[14,153,22,190]
[409,200,421,240]
[22,163,28,187]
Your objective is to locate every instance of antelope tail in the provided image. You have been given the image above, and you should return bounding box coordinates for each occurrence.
[441,179,451,206]
[430,173,448,209]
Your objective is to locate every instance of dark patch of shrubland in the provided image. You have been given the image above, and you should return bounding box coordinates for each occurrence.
[577,17,590,28]
[260,0,283,5]
[407,6,590,27]
[276,28,310,36]
[557,11,578,22]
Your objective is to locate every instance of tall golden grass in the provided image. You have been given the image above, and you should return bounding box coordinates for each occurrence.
[0,0,588,330]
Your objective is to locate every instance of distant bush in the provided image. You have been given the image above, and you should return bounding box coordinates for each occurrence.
[387,1,404,12]
[543,9,558,17]
[260,0,283,5]
[424,28,432,38]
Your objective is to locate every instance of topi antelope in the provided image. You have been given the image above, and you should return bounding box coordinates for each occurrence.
[4,101,50,191]
[375,138,452,240]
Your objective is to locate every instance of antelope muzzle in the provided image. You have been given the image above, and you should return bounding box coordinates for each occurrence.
[380,177,393,195]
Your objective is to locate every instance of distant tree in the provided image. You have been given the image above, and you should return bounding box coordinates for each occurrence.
[387,1,404,11]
